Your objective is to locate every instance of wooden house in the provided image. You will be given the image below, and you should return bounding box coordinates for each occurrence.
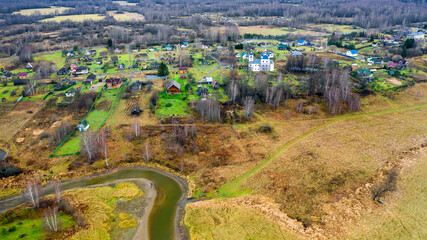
[166,81,181,94]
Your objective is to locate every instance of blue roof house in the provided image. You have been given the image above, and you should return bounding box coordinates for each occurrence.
[346,49,358,57]
[297,39,307,46]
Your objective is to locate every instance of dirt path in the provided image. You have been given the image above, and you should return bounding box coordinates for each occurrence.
[216,102,427,196]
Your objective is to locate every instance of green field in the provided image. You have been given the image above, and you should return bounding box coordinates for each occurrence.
[14,6,73,16]
[156,98,189,117]
[0,210,75,240]
[41,14,105,23]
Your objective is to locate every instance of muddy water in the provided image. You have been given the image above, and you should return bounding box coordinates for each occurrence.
[0,169,183,240]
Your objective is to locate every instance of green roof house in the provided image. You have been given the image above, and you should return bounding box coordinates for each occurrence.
[77,119,89,132]
[278,44,287,50]
[356,69,373,78]
[65,87,77,98]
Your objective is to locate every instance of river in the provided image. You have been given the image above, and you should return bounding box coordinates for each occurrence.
[0,168,184,240]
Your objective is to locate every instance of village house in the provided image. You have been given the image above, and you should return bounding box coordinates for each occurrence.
[18,72,28,79]
[179,67,188,74]
[346,50,358,57]
[57,67,69,76]
[241,52,249,60]
[77,119,89,132]
[357,69,373,78]
[86,50,96,56]
[212,79,220,90]
[129,80,143,91]
[248,51,275,72]
[106,78,122,89]
[166,81,181,94]
[114,48,122,54]
[118,63,126,71]
[110,56,119,64]
[297,39,307,46]
[26,63,33,71]
[278,44,288,50]
[291,51,303,56]
[75,66,89,75]
[150,61,160,69]
[2,71,12,80]
[65,87,77,97]
[197,86,208,96]
[99,51,108,57]
[165,45,174,51]
[407,32,425,41]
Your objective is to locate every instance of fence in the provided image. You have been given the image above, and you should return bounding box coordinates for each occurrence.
[50,85,106,157]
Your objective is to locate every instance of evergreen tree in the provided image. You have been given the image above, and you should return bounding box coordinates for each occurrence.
[157,62,169,76]
[369,35,374,42]
[401,47,407,58]
[107,39,113,49]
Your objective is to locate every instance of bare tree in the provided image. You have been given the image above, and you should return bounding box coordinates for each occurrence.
[19,45,32,63]
[43,207,61,232]
[23,177,41,208]
[53,181,62,204]
[228,81,239,104]
[144,143,150,162]
[132,119,141,137]
[195,99,221,122]
[243,96,255,120]
[97,128,109,167]
[273,88,283,108]
[80,130,98,163]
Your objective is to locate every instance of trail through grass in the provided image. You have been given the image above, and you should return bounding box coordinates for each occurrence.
[215,102,427,197]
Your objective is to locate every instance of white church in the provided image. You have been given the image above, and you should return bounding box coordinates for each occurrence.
[248,50,274,72]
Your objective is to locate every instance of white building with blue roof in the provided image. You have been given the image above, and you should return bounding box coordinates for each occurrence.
[346,49,358,57]
[248,50,274,72]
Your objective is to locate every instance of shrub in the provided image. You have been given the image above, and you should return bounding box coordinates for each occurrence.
[165,103,172,107]
[8,226,16,232]
[39,131,50,140]
[121,93,130,99]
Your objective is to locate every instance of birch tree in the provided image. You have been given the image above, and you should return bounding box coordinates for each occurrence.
[243,96,255,120]
[80,130,98,163]
[53,181,62,204]
[23,177,41,208]
[97,128,109,167]
[43,207,61,232]
[132,119,140,137]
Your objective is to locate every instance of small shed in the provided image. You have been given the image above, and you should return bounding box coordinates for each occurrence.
[77,119,89,132]
[131,107,142,115]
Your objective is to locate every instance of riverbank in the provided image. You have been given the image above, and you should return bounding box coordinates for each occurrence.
[0,165,190,240]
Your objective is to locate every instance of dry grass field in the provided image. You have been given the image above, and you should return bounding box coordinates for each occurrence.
[305,24,365,33]
[0,101,44,140]
[41,14,105,23]
[113,1,138,6]
[185,196,301,240]
[107,11,145,21]
[237,106,427,235]
[13,6,73,16]
[237,26,326,36]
